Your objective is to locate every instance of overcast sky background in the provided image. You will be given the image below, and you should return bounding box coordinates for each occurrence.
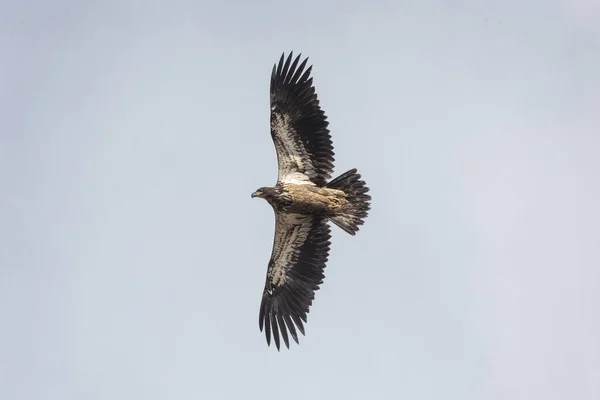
[1,1,599,399]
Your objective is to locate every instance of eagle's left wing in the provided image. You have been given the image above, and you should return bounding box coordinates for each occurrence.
[259,212,331,350]
[270,52,335,187]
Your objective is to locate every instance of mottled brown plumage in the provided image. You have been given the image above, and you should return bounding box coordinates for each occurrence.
[255,184,347,214]
[251,52,371,350]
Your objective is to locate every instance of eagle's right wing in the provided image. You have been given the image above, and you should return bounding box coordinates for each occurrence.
[270,52,335,187]
[259,212,331,350]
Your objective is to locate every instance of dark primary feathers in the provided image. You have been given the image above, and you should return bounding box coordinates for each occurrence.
[259,213,331,350]
[270,52,335,186]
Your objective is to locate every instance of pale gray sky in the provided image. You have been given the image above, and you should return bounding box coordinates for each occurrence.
[1,1,599,399]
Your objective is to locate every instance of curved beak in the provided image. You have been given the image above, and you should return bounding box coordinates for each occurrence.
[251,191,258,199]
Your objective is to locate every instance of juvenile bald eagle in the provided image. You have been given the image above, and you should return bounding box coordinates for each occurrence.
[252,52,371,350]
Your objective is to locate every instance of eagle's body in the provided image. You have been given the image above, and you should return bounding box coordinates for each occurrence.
[252,52,371,350]
[256,184,348,215]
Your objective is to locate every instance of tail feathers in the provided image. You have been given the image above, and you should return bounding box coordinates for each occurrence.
[326,168,371,235]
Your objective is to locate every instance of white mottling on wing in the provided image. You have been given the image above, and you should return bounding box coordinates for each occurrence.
[268,213,313,288]
[283,171,313,185]
[271,112,317,184]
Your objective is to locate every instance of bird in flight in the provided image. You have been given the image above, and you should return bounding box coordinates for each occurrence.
[252,52,371,350]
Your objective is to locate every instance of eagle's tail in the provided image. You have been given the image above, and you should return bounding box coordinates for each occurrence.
[325,168,371,235]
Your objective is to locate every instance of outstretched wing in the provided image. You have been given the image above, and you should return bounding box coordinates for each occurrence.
[270,52,335,187]
[259,212,331,350]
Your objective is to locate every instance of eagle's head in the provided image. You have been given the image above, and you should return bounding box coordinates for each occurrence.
[251,187,276,200]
